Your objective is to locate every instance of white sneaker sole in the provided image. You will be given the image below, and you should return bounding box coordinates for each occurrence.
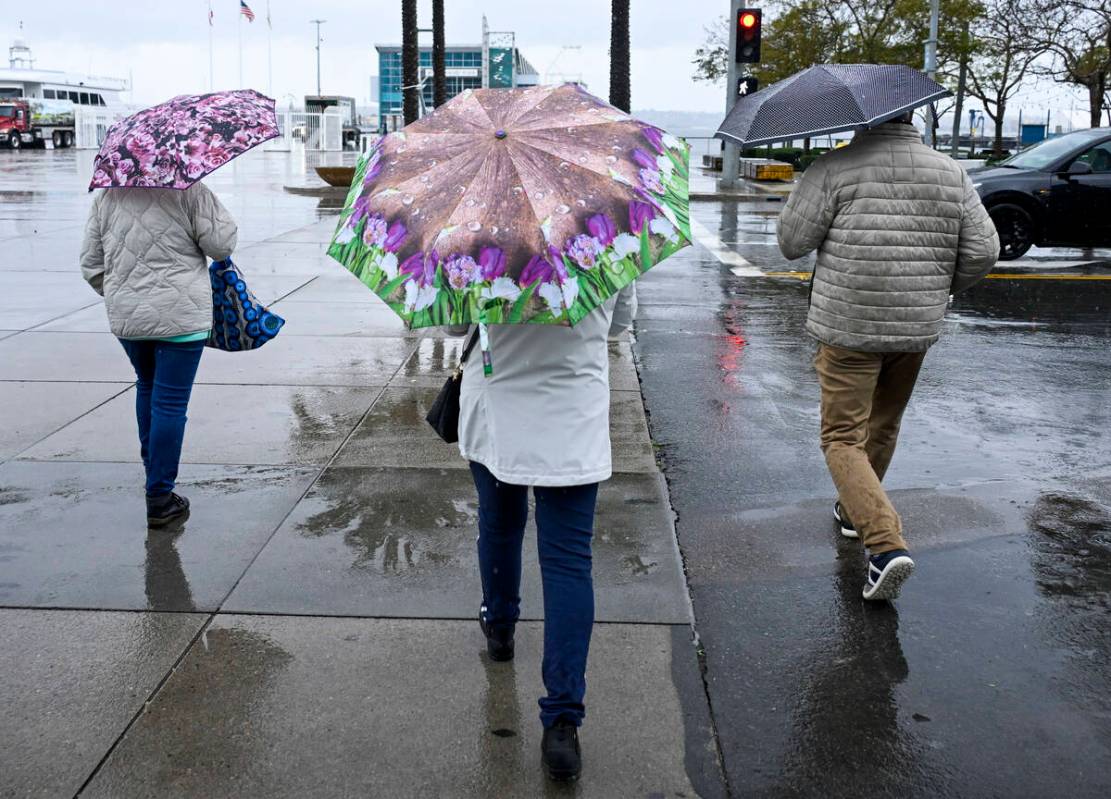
[833,506,859,539]
[862,556,915,601]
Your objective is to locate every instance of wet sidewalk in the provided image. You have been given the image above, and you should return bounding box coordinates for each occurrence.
[0,151,719,797]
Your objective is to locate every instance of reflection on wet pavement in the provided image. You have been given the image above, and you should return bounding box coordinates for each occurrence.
[1028,490,1111,606]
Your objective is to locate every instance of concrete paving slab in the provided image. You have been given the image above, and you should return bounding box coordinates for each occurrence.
[264,219,339,244]
[268,299,420,337]
[237,240,334,260]
[0,608,206,798]
[0,380,131,461]
[333,385,469,470]
[0,271,99,329]
[195,337,415,387]
[0,218,82,240]
[0,234,81,271]
[223,467,690,623]
[24,302,112,333]
[82,616,700,798]
[610,390,658,474]
[0,461,318,610]
[389,335,467,388]
[278,271,392,303]
[608,340,640,391]
[333,386,658,474]
[0,331,137,382]
[20,384,381,467]
[387,338,641,392]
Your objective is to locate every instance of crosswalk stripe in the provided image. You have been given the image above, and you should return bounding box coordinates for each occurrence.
[688,218,764,276]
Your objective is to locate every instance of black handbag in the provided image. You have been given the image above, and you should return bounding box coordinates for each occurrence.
[426,329,480,443]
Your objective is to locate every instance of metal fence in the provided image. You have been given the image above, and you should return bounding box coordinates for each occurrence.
[265,109,344,152]
[74,107,127,149]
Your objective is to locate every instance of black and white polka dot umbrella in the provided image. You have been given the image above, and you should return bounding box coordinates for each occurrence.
[715,64,951,148]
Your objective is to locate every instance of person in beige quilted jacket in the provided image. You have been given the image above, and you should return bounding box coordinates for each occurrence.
[777,113,999,601]
[80,181,237,527]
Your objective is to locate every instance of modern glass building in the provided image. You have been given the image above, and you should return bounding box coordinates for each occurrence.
[375,43,539,132]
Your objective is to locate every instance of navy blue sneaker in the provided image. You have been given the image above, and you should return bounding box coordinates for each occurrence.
[833,502,859,539]
[863,549,915,600]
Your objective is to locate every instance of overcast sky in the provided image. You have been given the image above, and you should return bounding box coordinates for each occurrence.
[4,1,1094,128]
[5,1,729,112]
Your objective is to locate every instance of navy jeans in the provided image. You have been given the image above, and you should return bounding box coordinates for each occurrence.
[470,461,599,729]
[118,339,204,497]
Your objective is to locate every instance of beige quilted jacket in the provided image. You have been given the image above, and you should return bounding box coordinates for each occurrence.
[777,123,999,352]
[80,182,237,339]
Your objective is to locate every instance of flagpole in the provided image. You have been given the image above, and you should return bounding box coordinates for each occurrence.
[267,1,272,96]
[208,1,214,91]
[238,4,243,89]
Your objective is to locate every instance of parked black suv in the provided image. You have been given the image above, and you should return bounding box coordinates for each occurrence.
[968,128,1111,260]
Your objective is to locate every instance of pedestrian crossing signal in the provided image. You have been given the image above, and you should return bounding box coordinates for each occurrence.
[735,8,762,63]
[737,76,759,97]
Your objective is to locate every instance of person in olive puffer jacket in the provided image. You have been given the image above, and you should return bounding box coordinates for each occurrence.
[777,114,999,601]
[80,181,237,527]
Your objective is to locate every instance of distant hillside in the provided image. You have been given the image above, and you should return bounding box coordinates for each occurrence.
[634,109,723,137]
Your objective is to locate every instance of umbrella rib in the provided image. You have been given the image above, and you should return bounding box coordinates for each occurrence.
[424,148,502,253]
[494,146,547,250]
[509,138,621,184]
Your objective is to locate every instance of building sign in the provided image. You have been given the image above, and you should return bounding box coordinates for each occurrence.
[487,48,513,88]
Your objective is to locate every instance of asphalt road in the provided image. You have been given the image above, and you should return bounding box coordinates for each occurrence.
[635,197,1111,798]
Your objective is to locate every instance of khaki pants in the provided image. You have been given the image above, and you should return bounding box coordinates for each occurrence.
[815,344,926,554]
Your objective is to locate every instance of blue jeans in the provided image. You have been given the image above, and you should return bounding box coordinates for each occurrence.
[469,461,599,729]
[118,339,204,497]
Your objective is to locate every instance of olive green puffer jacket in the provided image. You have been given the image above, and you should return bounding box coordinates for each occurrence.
[777,123,999,352]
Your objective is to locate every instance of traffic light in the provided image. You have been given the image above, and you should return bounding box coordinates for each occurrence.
[737,76,759,97]
[736,8,762,64]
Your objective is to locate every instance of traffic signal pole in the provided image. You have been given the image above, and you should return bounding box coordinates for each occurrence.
[722,0,744,189]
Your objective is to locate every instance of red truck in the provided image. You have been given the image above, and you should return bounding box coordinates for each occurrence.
[0,98,76,150]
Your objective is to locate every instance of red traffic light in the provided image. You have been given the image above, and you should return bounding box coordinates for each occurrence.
[735,8,762,63]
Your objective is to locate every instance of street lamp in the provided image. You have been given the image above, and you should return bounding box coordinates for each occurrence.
[310,19,326,97]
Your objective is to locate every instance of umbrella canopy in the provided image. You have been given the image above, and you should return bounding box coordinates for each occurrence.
[327,83,691,328]
[89,90,279,191]
[715,64,951,148]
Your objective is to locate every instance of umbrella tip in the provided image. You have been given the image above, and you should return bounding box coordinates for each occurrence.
[495,129,507,140]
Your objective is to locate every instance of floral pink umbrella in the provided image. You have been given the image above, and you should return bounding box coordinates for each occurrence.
[327,83,690,333]
[88,89,279,191]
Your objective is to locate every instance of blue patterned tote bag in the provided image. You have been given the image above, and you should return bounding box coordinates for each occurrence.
[208,258,285,351]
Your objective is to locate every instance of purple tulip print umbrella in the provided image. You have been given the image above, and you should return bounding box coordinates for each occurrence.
[88,89,279,191]
[327,83,691,329]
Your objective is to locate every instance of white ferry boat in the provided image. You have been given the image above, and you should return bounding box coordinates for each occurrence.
[0,32,128,109]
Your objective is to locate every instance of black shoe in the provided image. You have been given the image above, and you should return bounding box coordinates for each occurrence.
[479,609,515,662]
[147,493,190,528]
[541,718,582,782]
[863,549,915,601]
[834,501,859,539]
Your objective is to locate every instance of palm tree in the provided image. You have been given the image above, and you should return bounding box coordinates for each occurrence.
[402,0,420,125]
[609,0,631,113]
[432,0,447,108]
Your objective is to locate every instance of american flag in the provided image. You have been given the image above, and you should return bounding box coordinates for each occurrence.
[240,1,255,22]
